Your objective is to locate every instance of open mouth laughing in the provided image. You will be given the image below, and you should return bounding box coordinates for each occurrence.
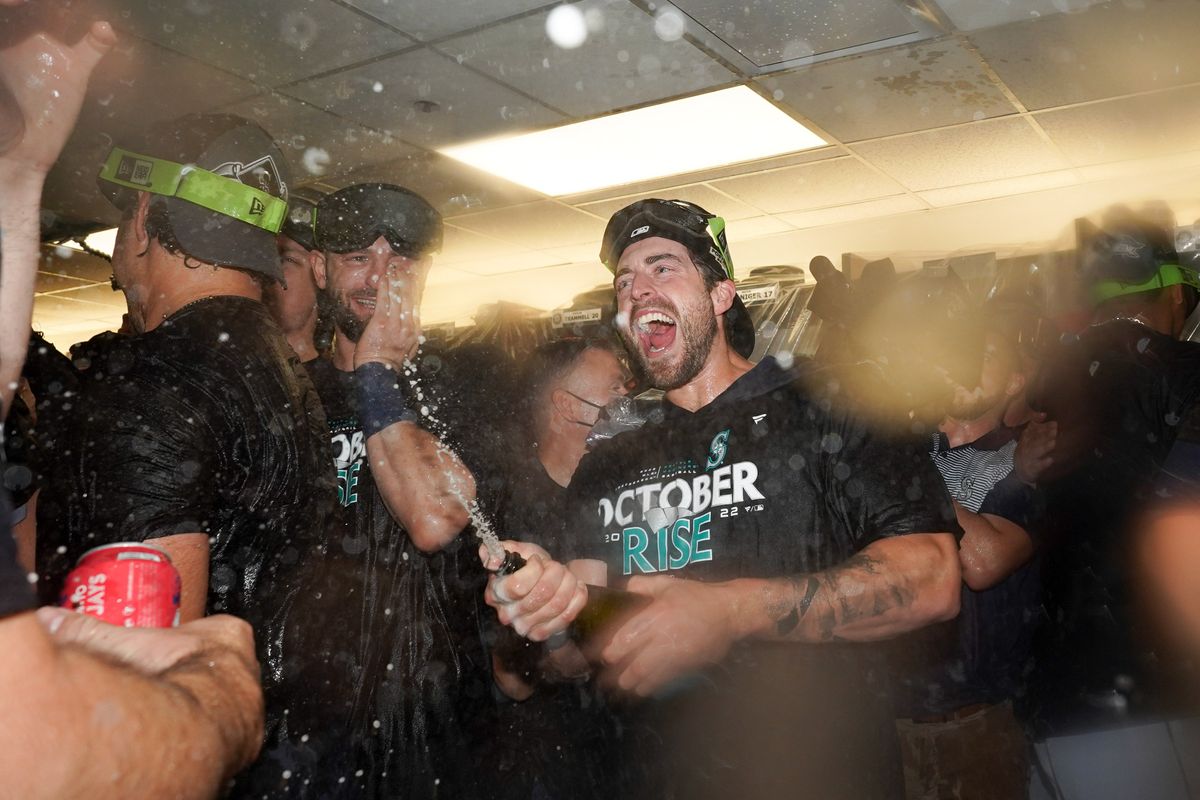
[633,308,678,356]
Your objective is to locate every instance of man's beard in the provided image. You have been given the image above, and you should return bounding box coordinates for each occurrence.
[621,295,718,391]
[947,384,1005,421]
[323,288,368,343]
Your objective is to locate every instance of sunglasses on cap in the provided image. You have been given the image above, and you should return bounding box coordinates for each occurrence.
[600,198,733,281]
[314,183,443,257]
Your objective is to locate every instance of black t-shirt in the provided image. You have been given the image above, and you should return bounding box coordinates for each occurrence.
[562,357,961,800]
[276,346,513,799]
[36,296,335,706]
[1028,320,1200,733]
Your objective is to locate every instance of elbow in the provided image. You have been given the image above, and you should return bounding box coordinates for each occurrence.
[961,560,1001,593]
[405,509,470,553]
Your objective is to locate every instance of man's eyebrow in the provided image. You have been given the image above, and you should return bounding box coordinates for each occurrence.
[645,252,684,265]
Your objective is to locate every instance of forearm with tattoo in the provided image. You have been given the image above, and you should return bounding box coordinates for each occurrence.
[735,534,959,644]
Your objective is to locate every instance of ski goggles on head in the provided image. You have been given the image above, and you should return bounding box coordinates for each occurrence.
[1091,263,1200,304]
[98,147,287,233]
[600,198,733,281]
[314,182,443,257]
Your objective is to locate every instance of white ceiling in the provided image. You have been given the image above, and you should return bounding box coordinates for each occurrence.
[23,0,1200,346]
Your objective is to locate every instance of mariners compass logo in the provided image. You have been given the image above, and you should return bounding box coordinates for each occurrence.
[705,429,731,471]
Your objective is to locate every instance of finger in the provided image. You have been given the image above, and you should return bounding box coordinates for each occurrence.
[520,572,584,640]
[479,544,501,571]
[527,582,587,641]
[73,21,116,71]
[600,605,656,665]
[626,574,674,597]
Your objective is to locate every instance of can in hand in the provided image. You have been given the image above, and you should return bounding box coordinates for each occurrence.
[59,543,181,628]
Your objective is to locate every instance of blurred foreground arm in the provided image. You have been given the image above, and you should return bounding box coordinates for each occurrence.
[0,19,114,418]
[0,608,263,800]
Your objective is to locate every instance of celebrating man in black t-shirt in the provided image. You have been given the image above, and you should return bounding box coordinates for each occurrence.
[485,199,963,799]
[35,113,335,780]
[278,183,512,798]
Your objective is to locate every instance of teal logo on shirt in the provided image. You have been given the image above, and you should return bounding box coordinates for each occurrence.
[705,429,731,471]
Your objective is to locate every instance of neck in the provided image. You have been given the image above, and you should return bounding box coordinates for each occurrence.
[138,252,260,332]
[330,331,356,372]
[664,339,754,413]
[284,316,319,362]
[940,403,1006,448]
[536,421,589,488]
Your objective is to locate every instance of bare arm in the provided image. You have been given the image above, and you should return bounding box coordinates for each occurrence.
[1138,508,1200,657]
[0,21,114,418]
[952,501,1034,591]
[151,533,211,623]
[0,609,262,799]
[356,266,472,551]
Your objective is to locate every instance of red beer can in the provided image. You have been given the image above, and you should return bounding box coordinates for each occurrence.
[59,543,181,628]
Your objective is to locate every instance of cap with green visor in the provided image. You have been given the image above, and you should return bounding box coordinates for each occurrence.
[1083,222,1200,304]
[600,198,754,359]
[97,113,292,282]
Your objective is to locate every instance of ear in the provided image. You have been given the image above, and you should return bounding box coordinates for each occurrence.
[549,387,574,421]
[1169,282,1186,308]
[1005,369,1026,399]
[710,278,737,316]
[311,250,328,290]
[130,191,152,252]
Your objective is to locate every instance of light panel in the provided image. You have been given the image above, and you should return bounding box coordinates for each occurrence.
[438,86,825,196]
[58,228,118,258]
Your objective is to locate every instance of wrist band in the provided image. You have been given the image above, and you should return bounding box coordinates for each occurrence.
[355,361,421,436]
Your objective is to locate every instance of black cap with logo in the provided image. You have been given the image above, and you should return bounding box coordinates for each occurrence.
[98,113,292,282]
[600,198,755,359]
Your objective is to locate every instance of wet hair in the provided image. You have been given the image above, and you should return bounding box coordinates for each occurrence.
[520,337,620,441]
[125,199,271,289]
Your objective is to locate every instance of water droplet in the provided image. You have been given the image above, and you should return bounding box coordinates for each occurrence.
[546,5,588,49]
[302,147,331,176]
[654,7,686,41]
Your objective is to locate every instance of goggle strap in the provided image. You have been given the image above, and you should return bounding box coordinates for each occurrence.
[99,147,286,234]
[705,215,734,280]
[1092,263,1200,303]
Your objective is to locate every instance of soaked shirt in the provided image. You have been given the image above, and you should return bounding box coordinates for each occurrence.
[280,346,512,799]
[1028,319,1200,733]
[563,356,960,800]
[36,296,334,710]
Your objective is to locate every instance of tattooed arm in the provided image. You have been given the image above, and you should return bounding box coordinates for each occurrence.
[597,533,960,696]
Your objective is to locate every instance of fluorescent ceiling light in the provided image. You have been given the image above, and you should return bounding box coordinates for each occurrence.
[58,228,118,257]
[439,86,825,196]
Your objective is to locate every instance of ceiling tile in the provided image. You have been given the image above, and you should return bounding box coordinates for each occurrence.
[969,0,1200,110]
[330,150,544,216]
[343,0,555,42]
[436,0,736,117]
[453,250,570,276]
[851,117,1068,191]
[35,271,102,295]
[222,92,419,183]
[758,38,1018,142]
[711,157,906,214]
[37,250,115,284]
[111,0,414,86]
[286,47,562,148]
[674,0,919,67]
[578,184,765,221]
[725,215,796,241]
[777,195,926,229]
[937,0,1107,33]
[449,201,606,250]
[439,223,529,264]
[559,145,847,205]
[1035,84,1200,167]
[916,169,1078,207]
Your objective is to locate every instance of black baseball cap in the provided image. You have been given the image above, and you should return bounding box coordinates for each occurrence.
[600,198,755,359]
[1082,221,1200,304]
[280,188,324,252]
[98,113,292,282]
[314,182,442,257]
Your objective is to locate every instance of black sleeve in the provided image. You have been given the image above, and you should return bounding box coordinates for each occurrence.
[822,410,963,551]
[76,369,221,540]
[0,490,34,619]
[978,472,1037,534]
[1156,400,1200,503]
[558,449,610,564]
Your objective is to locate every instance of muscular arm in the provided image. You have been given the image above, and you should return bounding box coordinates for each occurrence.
[0,168,42,419]
[723,532,961,644]
[953,502,1034,591]
[0,610,262,799]
[366,423,473,552]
